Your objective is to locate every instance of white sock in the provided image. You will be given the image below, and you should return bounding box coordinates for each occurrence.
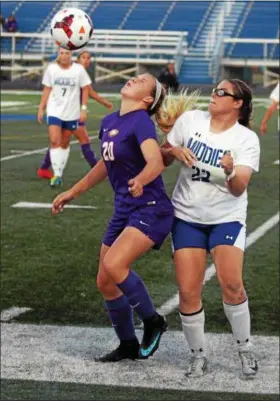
[180,308,206,357]
[223,299,252,349]
[60,147,70,175]
[50,147,64,177]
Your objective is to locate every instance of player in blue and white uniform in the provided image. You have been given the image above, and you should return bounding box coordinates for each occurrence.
[38,49,113,178]
[52,74,174,362]
[37,47,91,187]
[160,79,260,379]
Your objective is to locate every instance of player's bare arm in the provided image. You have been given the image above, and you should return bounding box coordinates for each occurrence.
[221,152,253,197]
[128,139,164,198]
[38,86,52,123]
[52,160,108,213]
[161,140,197,167]
[89,86,113,110]
[260,100,278,135]
[80,85,89,123]
[160,141,175,166]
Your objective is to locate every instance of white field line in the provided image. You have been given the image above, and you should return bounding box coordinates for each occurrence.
[1,324,279,394]
[0,307,32,322]
[10,150,31,154]
[157,212,280,316]
[1,135,98,162]
[11,202,97,210]
[1,105,38,112]
[1,101,30,107]
[273,160,280,165]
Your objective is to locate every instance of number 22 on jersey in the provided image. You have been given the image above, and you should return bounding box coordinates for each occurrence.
[192,166,210,182]
[102,141,115,161]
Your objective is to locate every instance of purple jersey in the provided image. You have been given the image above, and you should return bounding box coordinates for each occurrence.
[99,110,170,209]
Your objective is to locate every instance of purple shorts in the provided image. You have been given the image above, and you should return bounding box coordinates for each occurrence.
[103,202,174,250]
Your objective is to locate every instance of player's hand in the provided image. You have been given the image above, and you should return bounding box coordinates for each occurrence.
[220,151,234,175]
[52,190,75,215]
[37,108,44,124]
[105,101,113,110]
[260,121,267,135]
[171,146,197,167]
[79,110,87,123]
[128,178,143,197]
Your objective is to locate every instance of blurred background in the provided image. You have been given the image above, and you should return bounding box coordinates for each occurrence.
[1,0,279,93]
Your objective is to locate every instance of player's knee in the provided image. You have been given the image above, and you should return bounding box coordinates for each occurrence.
[221,281,245,302]
[179,288,201,305]
[50,139,60,148]
[102,256,118,279]
[96,273,112,294]
[79,138,89,145]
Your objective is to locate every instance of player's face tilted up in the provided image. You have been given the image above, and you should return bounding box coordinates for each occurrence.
[52,73,173,362]
[160,79,260,379]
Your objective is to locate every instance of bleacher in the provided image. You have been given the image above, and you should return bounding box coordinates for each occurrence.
[91,1,133,29]
[162,1,209,42]
[1,1,279,84]
[1,1,18,17]
[1,1,58,52]
[228,2,279,59]
[121,1,171,30]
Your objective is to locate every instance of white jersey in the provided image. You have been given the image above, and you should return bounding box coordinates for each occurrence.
[42,62,91,121]
[167,110,260,225]
[270,82,279,103]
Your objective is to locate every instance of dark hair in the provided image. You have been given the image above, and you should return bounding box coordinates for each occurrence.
[147,80,166,117]
[227,78,253,128]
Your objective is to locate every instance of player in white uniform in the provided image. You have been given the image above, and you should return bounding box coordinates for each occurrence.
[37,49,113,179]
[37,47,91,187]
[260,82,279,148]
[159,79,260,379]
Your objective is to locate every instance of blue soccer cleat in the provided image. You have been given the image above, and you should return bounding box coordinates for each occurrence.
[139,313,168,359]
[50,176,63,187]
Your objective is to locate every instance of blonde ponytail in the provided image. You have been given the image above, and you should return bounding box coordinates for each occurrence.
[155,88,200,133]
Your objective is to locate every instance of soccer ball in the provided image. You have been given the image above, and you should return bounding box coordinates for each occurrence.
[50,8,93,51]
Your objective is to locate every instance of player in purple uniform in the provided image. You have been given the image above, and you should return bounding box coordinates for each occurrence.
[38,49,113,179]
[52,74,174,362]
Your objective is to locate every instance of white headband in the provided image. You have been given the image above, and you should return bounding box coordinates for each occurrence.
[150,79,162,110]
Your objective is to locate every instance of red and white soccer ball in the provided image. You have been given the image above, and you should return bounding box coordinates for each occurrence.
[50,8,93,51]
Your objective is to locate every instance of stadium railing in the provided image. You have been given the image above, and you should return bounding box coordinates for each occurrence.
[209,37,280,85]
[1,30,188,82]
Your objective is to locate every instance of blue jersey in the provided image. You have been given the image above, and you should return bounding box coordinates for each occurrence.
[99,110,170,209]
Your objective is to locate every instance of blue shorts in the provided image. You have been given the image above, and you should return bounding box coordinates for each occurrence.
[47,116,78,131]
[103,202,174,250]
[171,217,246,252]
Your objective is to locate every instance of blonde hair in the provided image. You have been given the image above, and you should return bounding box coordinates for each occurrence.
[55,48,72,65]
[155,88,200,133]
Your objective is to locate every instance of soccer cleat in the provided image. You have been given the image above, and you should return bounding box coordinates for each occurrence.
[94,338,139,362]
[139,313,168,359]
[239,349,258,379]
[37,168,54,179]
[185,356,208,378]
[50,176,63,187]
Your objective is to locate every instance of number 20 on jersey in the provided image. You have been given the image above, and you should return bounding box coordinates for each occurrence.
[102,141,115,161]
